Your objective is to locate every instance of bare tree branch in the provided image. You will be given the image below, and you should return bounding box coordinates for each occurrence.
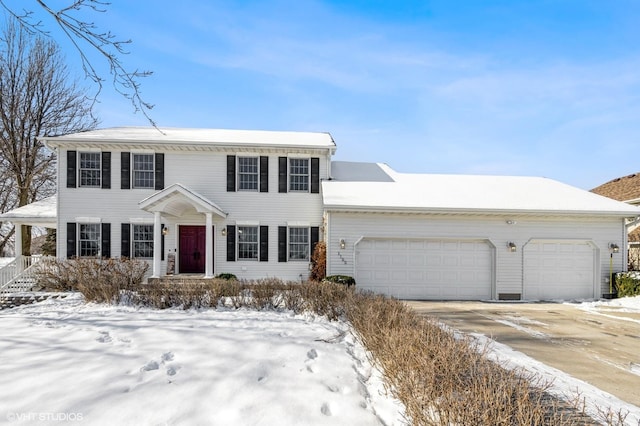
[0,18,97,255]
[0,0,155,126]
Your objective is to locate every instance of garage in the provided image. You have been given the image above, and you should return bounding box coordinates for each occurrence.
[523,240,596,300]
[355,238,493,300]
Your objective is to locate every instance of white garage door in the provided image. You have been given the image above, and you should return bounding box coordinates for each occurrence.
[523,240,595,300]
[355,238,493,300]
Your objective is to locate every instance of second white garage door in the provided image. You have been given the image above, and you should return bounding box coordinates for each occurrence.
[355,238,493,300]
[523,240,596,300]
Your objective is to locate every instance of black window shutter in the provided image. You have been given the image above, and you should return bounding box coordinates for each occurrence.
[161,223,165,261]
[311,157,320,194]
[226,225,236,262]
[66,222,76,258]
[67,151,77,188]
[121,224,131,258]
[227,155,236,192]
[260,226,268,262]
[101,223,111,258]
[155,153,164,190]
[121,152,131,189]
[259,156,269,193]
[310,226,319,255]
[278,226,287,262]
[101,152,111,189]
[278,157,287,193]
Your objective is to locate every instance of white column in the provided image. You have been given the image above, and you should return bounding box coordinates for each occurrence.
[152,212,162,278]
[15,223,23,273]
[205,212,213,278]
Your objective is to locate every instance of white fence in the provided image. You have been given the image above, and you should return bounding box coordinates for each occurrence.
[0,256,52,293]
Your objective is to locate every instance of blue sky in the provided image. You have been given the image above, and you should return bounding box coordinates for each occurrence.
[17,0,640,189]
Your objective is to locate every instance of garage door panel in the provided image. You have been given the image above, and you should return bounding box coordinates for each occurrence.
[524,241,595,300]
[356,238,493,300]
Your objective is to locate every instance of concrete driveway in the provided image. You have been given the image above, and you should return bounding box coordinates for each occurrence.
[406,300,640,408]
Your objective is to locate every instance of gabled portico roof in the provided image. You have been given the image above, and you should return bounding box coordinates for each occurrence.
[139,184,227,218]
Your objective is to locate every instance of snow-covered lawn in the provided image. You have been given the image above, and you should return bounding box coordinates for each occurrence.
[0,295,404,425]
[2,294,640,425]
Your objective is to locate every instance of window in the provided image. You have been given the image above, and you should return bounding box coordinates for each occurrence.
[238,226,258,260]
[133,154,154,188]
[133,224,154,258]
[238,157,258,191]
[79,223,100,257]
[79,152,101,187]
[289,227,309,260]
[289,158,309,191]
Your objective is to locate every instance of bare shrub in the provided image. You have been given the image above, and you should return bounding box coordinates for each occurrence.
[342,291,600,425]
[247,278,287,310]
[36,258,148,303]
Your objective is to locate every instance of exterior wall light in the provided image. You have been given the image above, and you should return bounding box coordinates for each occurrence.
[507,242,517,252]
[221,227,227,236]
[339,238,346,250]
[162,226,169,236]
[609,243,620,253]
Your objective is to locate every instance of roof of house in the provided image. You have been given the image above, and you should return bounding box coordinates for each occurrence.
[322,162,640,217]
[0,196,57,227]
[41,127,337,151]
[590,172,640,204]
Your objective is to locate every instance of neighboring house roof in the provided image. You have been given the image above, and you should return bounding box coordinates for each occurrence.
[323,162,640,217]
[591,173,640,241]
[590,172,640,204]
[0,196,57,228]
[41,127,337,152]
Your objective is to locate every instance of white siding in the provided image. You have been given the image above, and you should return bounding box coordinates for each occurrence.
[326,211,625,300]
[57,147,329,282]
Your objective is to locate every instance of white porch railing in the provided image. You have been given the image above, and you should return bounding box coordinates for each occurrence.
[0,255,52,294]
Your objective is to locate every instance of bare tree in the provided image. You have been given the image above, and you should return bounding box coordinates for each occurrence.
[0,0,154,124]
[0,18,98,255]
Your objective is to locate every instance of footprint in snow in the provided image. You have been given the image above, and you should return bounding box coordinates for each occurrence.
[307,349,318,359]
[320,402,332,416]
[141,360,160,372]
[96,331,112,343]
[161,352,174,362]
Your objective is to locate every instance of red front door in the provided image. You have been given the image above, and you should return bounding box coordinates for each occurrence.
[179,226,207,274]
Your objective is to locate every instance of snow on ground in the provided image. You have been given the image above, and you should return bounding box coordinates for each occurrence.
[0,257,14,268]
[0,295,405,426]
[3,294,640,425]
[475,296,640,425]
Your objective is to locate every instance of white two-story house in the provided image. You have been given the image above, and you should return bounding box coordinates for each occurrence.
[3,126,639,301]
[43,127,335,281]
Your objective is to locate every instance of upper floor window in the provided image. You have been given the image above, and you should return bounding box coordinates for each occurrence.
[79,152,101,187]
[289,158,309,192]
[79,223,100,257]
[133,224,154,258]
[238,157,259,191]
[238,226,259,260]
[289,227,309,261]
[133,154,154,189]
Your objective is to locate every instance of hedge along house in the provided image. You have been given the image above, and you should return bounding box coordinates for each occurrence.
[322,162,640,300]
[4,126,638,300]
[40,127,335,282]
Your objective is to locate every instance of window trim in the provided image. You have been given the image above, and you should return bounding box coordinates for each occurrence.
[132,224,154,258]
[288,227,310,261]
[237,156,259,192]
[78,152,102,188]
[78,223,101,257]
[237,225,259,260]
[288,157,310,192]
[132,153,155,189]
